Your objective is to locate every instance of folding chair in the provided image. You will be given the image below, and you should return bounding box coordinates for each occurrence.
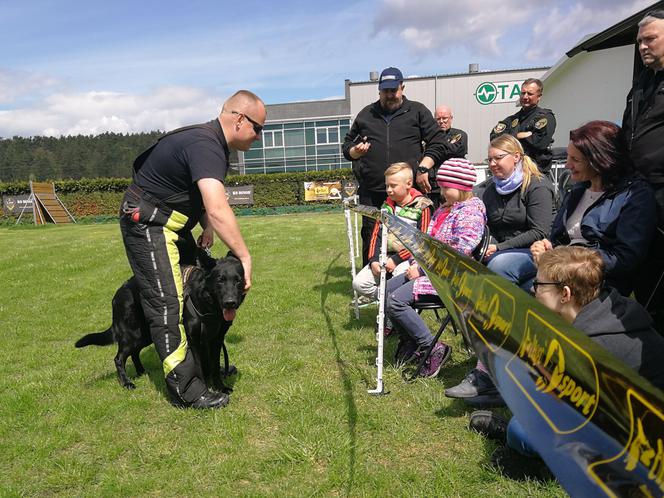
[405,225,491,380]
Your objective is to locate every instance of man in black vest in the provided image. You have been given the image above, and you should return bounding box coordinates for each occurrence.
[490,78,556,175]
[119,90,264,409]
[417,105,469,209]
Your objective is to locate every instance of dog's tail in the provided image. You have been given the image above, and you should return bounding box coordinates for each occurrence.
[75,327,114,348]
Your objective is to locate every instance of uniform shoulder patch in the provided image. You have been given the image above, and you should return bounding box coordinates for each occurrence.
[450,133,462,144]
[493,123,506,133]
[511,118,519,128]
[534,118,548,130]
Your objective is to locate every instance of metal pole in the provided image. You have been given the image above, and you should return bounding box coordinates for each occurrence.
[368,208,388,395]
[344,198,360,320]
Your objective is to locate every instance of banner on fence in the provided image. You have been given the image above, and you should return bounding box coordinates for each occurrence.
[225,185,254,205]
[2,195,33,215]
[351,204,664,498]
[304,181,342,202]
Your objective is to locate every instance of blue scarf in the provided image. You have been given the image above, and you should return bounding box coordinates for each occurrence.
[494,161,524,195]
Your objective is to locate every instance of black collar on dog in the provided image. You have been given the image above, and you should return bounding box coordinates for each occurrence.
[184,294,217,321]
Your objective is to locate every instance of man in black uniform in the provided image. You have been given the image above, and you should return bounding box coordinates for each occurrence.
[342,66,449,265]
[623,10,664,322]
[490,78,556,175]
[416,104,468,208]
[119,90,263,409]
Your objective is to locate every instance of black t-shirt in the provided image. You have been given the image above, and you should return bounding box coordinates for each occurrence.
[134,119,230,220]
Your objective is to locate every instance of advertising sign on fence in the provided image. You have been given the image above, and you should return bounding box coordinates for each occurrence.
[2,195,33,215]
[303,181,343,201]
[225,185,254,205]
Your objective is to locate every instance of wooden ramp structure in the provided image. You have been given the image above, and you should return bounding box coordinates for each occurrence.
[16,181,76,225]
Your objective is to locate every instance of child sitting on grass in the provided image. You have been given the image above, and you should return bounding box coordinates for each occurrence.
[386,158,486,378]
[352,162,433,303]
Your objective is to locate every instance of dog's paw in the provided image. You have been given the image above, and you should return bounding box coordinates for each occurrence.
[220,365,238,377]
[123,382,137,390]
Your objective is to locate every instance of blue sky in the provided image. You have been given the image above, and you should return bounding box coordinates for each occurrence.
[0,0,653,137]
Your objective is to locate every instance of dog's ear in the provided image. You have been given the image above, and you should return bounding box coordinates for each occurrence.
[196,247,217,272]
[226,251,240,261]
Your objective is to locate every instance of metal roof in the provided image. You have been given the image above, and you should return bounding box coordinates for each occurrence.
[349,66,550,85]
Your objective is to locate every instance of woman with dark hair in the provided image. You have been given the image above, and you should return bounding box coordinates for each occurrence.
[446,120,658,403]
[531,120,657,295]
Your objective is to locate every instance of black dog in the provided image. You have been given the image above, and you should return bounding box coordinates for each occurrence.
[76,251,245,392]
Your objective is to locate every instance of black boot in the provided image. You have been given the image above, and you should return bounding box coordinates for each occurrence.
[172,389,230,409]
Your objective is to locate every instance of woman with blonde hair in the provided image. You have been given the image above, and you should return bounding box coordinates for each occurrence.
[481,134,555,287]
[445,134,555,402]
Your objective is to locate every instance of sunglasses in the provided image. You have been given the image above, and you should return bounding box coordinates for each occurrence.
[230,110,263,135]
[532,280,563,293]
[646,9,664,19]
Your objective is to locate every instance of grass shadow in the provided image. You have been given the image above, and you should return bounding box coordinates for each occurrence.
[320,253,358,497]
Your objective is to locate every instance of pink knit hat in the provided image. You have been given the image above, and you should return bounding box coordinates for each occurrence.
[436,158,476,192]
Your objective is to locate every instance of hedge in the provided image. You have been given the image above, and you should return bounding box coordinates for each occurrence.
[0,169,355,218]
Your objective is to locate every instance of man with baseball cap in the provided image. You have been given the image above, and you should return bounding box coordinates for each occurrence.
[343,66,451,265]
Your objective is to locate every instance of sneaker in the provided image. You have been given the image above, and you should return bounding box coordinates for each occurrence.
[394,336,418,366]
[468,410,508,442]
[419,342,452,378]
[445,368,498,399]
[351,295,377,307]
[464,392,506,408]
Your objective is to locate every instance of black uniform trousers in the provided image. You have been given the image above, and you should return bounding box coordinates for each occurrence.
[119,186,206,404]
[358,188,388,266]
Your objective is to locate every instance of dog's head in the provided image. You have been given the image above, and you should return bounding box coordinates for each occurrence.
[207,251,245,322]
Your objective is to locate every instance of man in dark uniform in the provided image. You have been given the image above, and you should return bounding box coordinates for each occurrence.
[416,104,468,208]
[623,10,664,323]
[119,90,263,409]
[342,66,449,265]
[490,78,556,175]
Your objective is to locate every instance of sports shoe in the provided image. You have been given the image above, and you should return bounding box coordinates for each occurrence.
[394,336,418,366]
[350,295,377,307]
[468,410,508,443]
[418,342,452,378]
[172,390,230,409]
[445,368,498,398]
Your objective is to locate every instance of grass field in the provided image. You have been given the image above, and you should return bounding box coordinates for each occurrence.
[0,212,564,497]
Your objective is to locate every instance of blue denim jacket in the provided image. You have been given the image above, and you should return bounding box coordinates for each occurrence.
[551,176,656,294]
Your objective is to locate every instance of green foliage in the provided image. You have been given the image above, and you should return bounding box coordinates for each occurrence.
[0,215,564,496]
[0,170,355,218]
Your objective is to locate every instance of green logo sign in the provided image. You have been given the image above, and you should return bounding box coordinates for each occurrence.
[475,82,498,105]
[475,81,523,105]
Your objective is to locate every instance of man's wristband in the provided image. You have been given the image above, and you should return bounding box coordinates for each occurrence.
[417,165,430,174]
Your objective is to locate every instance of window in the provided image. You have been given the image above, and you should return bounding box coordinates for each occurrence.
[263,130,283,148]
[316,126,341,145]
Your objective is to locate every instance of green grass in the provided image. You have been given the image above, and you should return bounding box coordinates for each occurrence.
[0,213,564,497]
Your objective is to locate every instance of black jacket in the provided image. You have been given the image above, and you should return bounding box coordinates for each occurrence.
[482,175,555,250]
[622,69,664,183]
[573,288,664,391]
[490,106,556,174]
[551,177,656,295]
[427,127,468,194]
[342,97,449,192]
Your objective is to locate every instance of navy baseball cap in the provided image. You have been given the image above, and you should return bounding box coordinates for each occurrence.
[378,67,403,90]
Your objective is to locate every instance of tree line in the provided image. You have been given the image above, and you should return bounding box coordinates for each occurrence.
[0,132,162,182]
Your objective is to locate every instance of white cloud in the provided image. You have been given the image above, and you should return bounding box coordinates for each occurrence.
[0,68,59,104]
[374,0,650,62]
[0,86,224,138]
[525,0,654,61]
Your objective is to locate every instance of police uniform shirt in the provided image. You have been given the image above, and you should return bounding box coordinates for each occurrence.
[135,119,230,220]
[491,106,556,171]
[428,127,468,191]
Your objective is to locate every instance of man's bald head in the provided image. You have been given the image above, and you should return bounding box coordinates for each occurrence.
[219,90,267,152]
[434,105,454,131]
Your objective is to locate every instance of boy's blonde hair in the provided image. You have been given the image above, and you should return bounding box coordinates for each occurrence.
[384,162,413,181]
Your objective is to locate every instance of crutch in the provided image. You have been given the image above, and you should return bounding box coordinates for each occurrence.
[344,197,360,319]
[368,208,388,395]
